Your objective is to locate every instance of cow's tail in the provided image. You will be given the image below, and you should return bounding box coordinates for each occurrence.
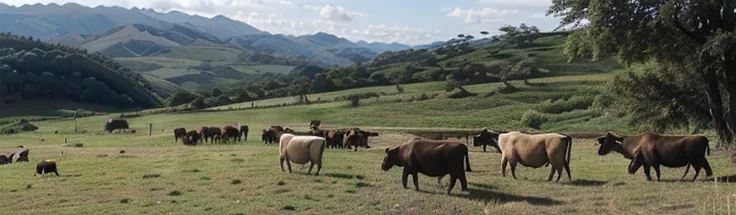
[564,135,572,166]
[703,136,710,156]
[464,145,472,172]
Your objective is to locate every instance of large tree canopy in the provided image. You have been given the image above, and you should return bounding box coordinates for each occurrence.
[548,0,736,146]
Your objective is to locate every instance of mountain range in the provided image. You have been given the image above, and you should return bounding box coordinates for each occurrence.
[0,3,444,67]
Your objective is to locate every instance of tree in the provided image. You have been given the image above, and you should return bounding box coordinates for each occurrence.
[190,97,207,109]
[492,23,540,48]
[510,58,538,85]
[289,76,312,104]
[167,91,200,107]
[212,88,222,97]
[548,0,736,146]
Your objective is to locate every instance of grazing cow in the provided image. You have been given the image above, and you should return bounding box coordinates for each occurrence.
[220,126,240,143]
[263,126,286,144]
[239,125,249,142]
[326,130,345,149]
[343,128,379,151]
[498,131,572,182]
[183,130,201,146]
[279,133,326,175]
[0,155,10,165]
[597,131,712,181]
[35,159,59,176]
[473,128,502,152]
[198,127,212,143]
[173,128,187,143]
[381,137,472,194]
[104,118,129,133]
[14,148,29,162]
[209,127,222,143]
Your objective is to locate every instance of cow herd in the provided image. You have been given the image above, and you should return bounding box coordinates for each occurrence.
[173,125,249,145]
[167,120,716,195]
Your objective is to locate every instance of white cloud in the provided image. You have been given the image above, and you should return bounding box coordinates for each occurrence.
[319,4,354,21]
[447,8,519,24]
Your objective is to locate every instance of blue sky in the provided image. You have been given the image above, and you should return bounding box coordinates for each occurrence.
[2,0,562,45]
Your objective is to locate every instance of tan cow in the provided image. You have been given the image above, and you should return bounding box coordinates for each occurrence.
[279,133,327,175]
[498,131,572,182]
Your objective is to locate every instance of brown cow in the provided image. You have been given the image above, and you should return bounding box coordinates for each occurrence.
[381,137,472,194]
[35,159,59,176]
[183,130,201,145]
[263,126,286,144]
[326,130,345,149]
[174,128,186,143]
[239,125,249,142]
[309,120,321,130]
[198,127,211,143]
[597,131,712,181]
[344,128,379,151]
[473,128,502,153]
[220,126,239,143]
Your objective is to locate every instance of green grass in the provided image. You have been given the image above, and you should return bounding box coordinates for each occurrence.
[146,68,201,79]
[0,123,733,214]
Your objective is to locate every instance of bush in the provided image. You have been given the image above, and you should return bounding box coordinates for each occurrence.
[395,84,404,93]
[190,98,207,109]
[590,93,614,111]
[350,97,360,107]
[521,110,548,129]
[447,86,476,99]
[536,96,595,114]
[334,92,381,102]
[167,91,199,107]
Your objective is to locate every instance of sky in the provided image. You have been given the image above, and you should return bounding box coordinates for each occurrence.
[1,0,563,45]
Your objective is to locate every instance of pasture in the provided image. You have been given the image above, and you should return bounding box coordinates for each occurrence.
[1,94,735,214]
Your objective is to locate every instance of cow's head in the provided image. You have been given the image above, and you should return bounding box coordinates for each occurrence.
[627,147,645,174]
[381,147,401,171]
[597,131,624,156]
[474,128,501,152]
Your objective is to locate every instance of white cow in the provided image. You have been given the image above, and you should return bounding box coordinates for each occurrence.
[279,133,327,175]
[498,131,572,182]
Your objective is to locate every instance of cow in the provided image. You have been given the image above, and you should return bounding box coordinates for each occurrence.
[14,148,29,162]
[183,130,201,146]
[35,159,59,176]
[104,118,129,133]
[309,120,321,130]
[239,125,249,142]
[597,131,712,181]
[381,137,472,194]
[174,128,187,143]
[220,126,240,143]
[498,131,572,182]
[326,130,345,149]
[310,127,327,138]
[343,128,379,151]
[473,128,502,152]
[279,133,326,175]
[209,127,222,144]
[198,127,212,143]
[263,126,286,144]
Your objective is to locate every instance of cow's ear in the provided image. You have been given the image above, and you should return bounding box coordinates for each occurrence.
[384,148,390,154]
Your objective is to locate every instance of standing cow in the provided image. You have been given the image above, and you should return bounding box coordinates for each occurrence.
[174,128,187,143]
[239,125,249,142]
[473,128,502,152]
[183,130,201,146]
[498,131,572,182]
[381,137,472,194]
[279,133,326,175]
[597,131,712,181]
[220,126,239,143]
[343,128,379,151]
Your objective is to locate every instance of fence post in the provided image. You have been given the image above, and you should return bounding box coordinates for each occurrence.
[148,123,153,137]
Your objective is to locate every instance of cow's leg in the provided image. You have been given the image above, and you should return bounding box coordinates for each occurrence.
[411,172,419,191]
[315,162,322,176]
[691,165,702,182]
[447,175,457,195]
[280,156,286,172]
[401,168,409,189]
[555,166,563,182]
[285,157,293,173]
[564,161,572,181]
[510,160,518,179]
[307,162,315,174]
[482,142,487,152]
[643,164,652,181]
[459,173,468,191]
[702,158,713,177]
[437,175,444,186]
[547,166,555,181]
[54,170,59,176]
[680,165,691,181]
[501,157,508,177]
[652,164,661,181]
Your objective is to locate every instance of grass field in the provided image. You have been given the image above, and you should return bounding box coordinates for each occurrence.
[0,102,734,214]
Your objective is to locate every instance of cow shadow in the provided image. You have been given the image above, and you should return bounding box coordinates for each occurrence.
[422,182,563,206]
[59,174,82,178]
[323,173,366,180]
[568,179,607,187]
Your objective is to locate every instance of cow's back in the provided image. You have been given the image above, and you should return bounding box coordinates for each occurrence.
[500,132,564,167]
[285,136,325,164]
[647,134,708,165]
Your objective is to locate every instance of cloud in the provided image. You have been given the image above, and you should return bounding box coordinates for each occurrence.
[447,7,518,24]
[317,4,367,22]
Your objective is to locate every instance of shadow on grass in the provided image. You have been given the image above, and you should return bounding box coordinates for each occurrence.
[419,182,563,206]
[323,173,366,180]
[59,174,82,178]
[569,179,607,187]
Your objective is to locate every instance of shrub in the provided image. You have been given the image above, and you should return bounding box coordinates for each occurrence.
[536,96,595,114]
[190,98,207,110]
[521,110,548,129]
[447,86,476,99]
[334,92,380,102]
[395,84,404,93]
[350,97,360,107]
[590,93,614,111]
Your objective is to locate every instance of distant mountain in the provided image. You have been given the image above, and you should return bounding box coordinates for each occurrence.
[357,41,412,54]
[0,2,262,41]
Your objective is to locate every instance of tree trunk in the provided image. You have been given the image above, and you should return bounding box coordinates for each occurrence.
[703,70,732,147]
[303,93,310,104]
